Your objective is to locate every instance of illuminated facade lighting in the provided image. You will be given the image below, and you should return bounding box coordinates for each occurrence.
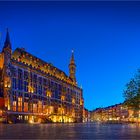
[0,30,84,123]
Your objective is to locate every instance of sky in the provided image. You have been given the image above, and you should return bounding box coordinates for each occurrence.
[1,1,140,110]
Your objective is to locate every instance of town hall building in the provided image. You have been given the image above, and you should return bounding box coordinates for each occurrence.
[0,29,84,123]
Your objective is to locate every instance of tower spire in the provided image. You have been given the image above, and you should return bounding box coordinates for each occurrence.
[4,28,11,48]
[71,50,74,62]
[3,28,11,51]
[69,50,76,84]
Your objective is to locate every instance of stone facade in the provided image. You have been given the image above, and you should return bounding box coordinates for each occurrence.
[0,30,84,123]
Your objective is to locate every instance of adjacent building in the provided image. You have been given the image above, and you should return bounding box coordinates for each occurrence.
[83,108,91,122]
[0,30,84,123]
[91,103,129,122]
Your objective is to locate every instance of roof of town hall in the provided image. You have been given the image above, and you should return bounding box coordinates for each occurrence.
[11,47,78,87]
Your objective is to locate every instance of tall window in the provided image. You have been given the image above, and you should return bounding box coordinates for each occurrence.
[43,78,47,96]
[43,105,46,114]
[18,69,23,90]
[24,81,28,92]
[24,102,28,112]
[18,97,22,112]
[38,85,42,95]
[49,106,54,114]
[33,74,37,94]
[13,101,16,111]
[24,71,28,92]
[0,110,2,116]
[34,83,37,94]
[12,78,17,89]
[18,79,23,90]
[38,101,42,113]
[33,104,37,113]
[38,77,42,95]
[25,116,28,121]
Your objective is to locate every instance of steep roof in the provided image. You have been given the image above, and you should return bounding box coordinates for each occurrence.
[3,28,11,50]
[11,48,76,86]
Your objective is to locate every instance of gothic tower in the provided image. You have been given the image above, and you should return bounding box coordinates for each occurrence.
[2,28,12,62]
[2,29,12,110]
[69,50,76,84]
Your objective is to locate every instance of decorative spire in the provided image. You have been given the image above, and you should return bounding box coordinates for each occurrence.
[72,49,74,58]
[70,49,75,65]
[3,28,11,50]
[69,50,76,84]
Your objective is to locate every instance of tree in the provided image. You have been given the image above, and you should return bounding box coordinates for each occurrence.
[124,69,140,121]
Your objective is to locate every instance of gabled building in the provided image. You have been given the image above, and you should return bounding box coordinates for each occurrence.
[0,29,84,123]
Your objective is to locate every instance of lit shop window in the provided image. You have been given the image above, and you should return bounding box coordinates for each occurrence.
[25,116,28,120]
[18,115,22,120]
[18,97,22,112]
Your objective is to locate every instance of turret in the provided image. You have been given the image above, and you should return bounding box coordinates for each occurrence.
[2,28,12,67]
[69,50,76,84]
[2,29,12,110]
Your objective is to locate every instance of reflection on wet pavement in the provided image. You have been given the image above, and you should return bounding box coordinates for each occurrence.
[0,123,140,139]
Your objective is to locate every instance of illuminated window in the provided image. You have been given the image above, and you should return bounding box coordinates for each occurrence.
[43,105,46,113]
[33,104,37,113]
[38,101,42,113]
[49,106,54,114]
[18,115,22,120]
[25,115,28,120]
[6,97,11,110]
[58,107,64,114]
[24,102,28,112]
[18,97,22,112]
[0,110,2,116]
[72,109,75,117]
[72,98,75,104]
[13,101,16,111]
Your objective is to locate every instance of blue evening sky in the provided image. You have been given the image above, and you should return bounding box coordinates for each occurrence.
[0,1,140,110]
